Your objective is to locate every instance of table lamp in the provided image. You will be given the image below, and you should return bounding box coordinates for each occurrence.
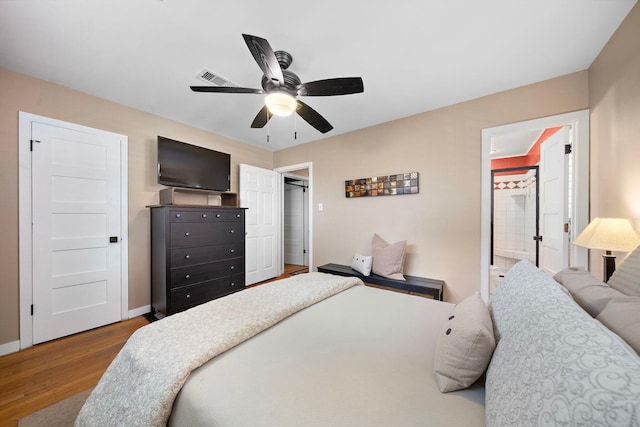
[573,217,640,282]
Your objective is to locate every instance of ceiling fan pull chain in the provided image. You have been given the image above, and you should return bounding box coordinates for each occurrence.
[267,110,271,143]
[294,112,298,140]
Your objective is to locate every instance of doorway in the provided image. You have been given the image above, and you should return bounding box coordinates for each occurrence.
[480,110,590,301]
[283,175,309,270]
[275,162,313,275]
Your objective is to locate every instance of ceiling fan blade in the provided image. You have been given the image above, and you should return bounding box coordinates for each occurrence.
[190,86,263,94]
[251,105,272,128]
[297,77,364,96]
[242,34,284,86]
[296,100,333,133]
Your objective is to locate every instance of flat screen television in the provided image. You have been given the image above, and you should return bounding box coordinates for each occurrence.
[157,136,231,192]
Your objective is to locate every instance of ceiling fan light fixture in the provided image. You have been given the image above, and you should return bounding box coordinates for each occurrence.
[265,92,297,117]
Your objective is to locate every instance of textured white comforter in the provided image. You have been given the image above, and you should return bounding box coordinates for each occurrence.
[75,272,362,427]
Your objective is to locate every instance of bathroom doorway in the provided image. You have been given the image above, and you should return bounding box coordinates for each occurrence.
[480,110,590,301]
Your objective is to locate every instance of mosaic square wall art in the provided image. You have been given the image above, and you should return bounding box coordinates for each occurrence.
[345,172,419,198]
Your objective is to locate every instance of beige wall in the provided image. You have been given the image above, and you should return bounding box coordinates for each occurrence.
[589,3,640,280]
[0,68,273,346]
[275,71,589,303]
[3,0,638,347]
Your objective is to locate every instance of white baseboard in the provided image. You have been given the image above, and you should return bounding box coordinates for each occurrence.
[129,305,151,318]
[0,340,20,357]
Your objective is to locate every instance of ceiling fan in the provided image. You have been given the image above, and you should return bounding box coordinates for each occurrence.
[190,34,364,134]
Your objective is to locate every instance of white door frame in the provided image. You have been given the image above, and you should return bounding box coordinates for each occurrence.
[480,110,589,302]
[275,162,313,274]
[18,112,129,349]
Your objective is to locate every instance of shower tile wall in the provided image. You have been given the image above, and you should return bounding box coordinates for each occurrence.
[493,170,537,275]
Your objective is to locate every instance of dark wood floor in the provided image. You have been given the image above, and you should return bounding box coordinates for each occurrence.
[0,265,307,427]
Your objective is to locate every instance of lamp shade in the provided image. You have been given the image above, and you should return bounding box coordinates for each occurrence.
[265,92,297,117]
[573,217,640,252]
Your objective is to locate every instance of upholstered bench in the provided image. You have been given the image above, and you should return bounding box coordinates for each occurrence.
[317,263,444,300]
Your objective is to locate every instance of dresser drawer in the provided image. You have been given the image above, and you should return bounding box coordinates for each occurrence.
[169,210,213,222]
[170,242,244,267]
[170,274,244,312]
[169,209,243,223]
[170,222,244,248]
[170,258,244,288]
[209,211,244,222]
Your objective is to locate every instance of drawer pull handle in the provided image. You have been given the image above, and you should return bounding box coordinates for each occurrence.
[185,232,190,236]
[185,255,190,259]
[230,266,235,270]
[231,282,236,287]
[185,274,191,279]
[230,249,235,254]
[202,214,208,218]
[216,214,221,218]
[236,214,241,218]
[186,294,191,299]
[230,230,235,234]
[175,213,181,218]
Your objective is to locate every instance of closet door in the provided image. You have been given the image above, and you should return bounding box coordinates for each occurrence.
[240,164,279,285]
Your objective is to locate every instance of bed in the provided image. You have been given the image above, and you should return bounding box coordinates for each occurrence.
[169,281,484,426]
[75,272,486,427]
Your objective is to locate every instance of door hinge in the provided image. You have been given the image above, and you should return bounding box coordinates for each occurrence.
[31,304,34,316]
[30,139,41,151]
[533,235,543,242]
[565,144,572,154]
[303,249,307,254]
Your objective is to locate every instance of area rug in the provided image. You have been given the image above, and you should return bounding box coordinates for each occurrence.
[19,388,92,427]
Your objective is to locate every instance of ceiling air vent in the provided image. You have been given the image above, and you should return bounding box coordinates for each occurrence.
[196,68,236,87]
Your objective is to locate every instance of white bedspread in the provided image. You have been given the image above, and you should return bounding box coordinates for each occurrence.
[169,284,486,427]
[75,272,362,427]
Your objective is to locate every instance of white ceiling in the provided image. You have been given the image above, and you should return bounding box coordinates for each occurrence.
[0,0,636,152]
[491,129,544,159]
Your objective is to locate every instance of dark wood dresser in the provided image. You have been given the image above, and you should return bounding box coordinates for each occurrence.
[150,205,246,318]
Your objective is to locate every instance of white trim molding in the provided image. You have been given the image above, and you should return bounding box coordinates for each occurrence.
[0,340,20,357]
[129,305,151,319]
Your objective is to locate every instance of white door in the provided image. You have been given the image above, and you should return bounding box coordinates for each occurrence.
[240,164,279,285]
[539,126,570,275]
[31,122,124,344]
[284,182,305,265]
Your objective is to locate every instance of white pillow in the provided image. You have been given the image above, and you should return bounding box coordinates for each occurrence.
[351,253,373,276]
[434,293,496,392]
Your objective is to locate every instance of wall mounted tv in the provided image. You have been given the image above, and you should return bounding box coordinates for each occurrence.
[157,136,231,192]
